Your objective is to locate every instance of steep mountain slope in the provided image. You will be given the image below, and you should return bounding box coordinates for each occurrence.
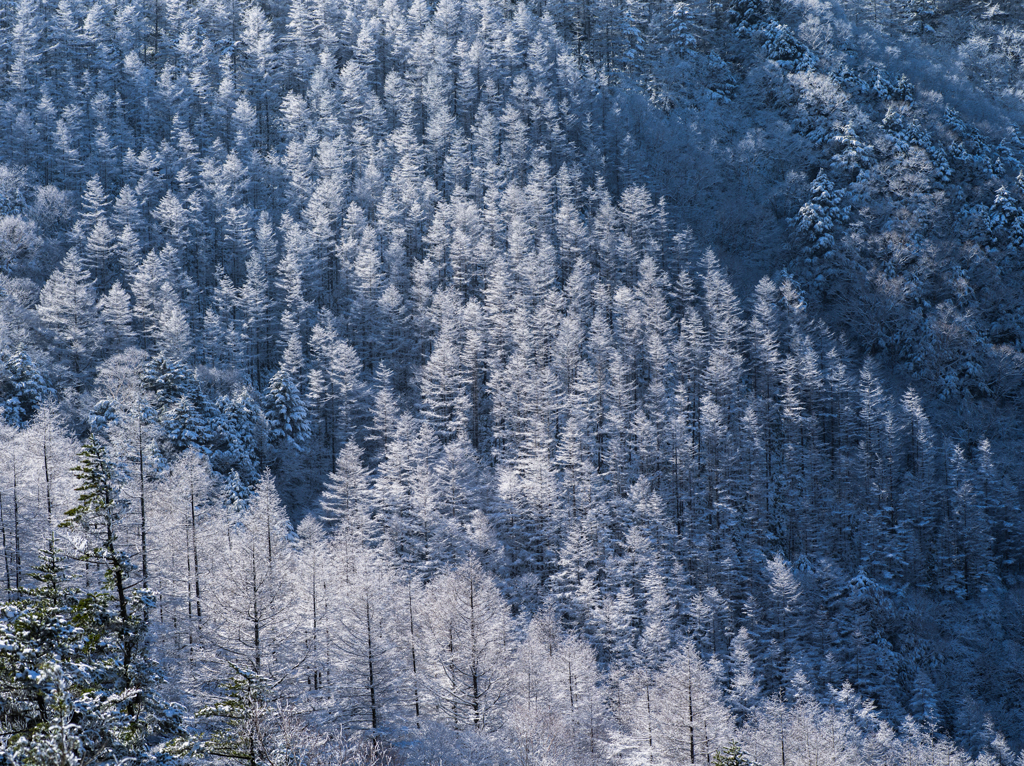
[1,0,1023,762]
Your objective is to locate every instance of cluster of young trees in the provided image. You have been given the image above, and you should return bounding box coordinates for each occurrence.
[1,0,1024,762]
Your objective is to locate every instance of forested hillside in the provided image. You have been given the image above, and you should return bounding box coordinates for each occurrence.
[1,0,1024,763]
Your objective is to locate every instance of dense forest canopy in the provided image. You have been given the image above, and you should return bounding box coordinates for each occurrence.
[1,0,1024,763]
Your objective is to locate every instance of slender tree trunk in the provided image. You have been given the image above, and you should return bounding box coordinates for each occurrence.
[191,487,201,619]
[1,494,9,595]
[138,433,148,590]
[43,442,52,527]
[646,684,654,760]
[187,526,194,623]
[367,599,378,729]
[688,683,695,764]
[12,469,19,592]
[105,513,133,682]
[469,582,481,729]
[252,548,261,675]
[408,587,421,726]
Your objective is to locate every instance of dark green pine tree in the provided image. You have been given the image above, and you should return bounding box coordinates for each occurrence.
[198,665,275,766]
[31,437,186,763]
[0,345,54,427]
[263,366,311,452]
[64,438,139,688]
[0,540,111,764]
[0,533,185,763]
[713,741,752,766]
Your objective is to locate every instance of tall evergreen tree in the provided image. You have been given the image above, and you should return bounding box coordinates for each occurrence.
[0,538,183,764]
